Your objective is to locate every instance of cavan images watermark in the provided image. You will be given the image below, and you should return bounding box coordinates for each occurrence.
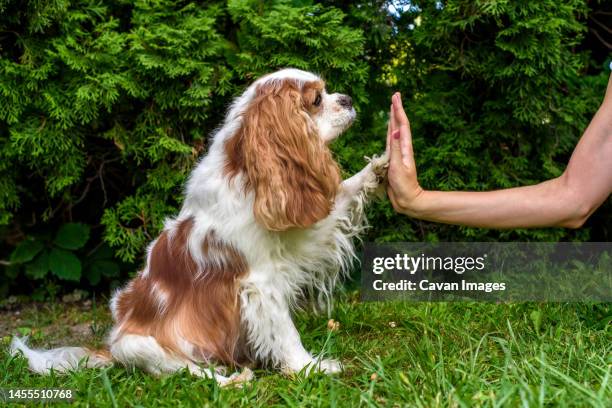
[361,243,612,302]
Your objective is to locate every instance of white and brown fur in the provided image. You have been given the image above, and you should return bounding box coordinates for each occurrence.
[11,69,388,386]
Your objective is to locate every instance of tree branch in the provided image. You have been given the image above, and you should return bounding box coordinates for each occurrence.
[589,27,612,50]
[590,15,612,35]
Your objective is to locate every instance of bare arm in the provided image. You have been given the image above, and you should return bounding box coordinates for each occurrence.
[386,74,612,229]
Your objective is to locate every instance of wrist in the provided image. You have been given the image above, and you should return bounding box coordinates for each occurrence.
[399,188,429,217]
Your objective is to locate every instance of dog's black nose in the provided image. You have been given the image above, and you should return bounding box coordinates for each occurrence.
[338,95,352,109]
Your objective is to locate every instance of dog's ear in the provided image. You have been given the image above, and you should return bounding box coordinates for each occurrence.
[226,80,341,231]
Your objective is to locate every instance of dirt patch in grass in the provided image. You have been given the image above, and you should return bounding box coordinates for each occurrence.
[0,296,112,349]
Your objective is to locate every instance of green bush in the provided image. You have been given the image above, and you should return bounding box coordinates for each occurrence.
[1,0,610,296]
[374,0,611,243]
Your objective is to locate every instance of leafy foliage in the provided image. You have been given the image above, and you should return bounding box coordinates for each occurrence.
[366,0,611,243]
[0,0,610,295]
[54,223,90,250]
[3,221,122,295]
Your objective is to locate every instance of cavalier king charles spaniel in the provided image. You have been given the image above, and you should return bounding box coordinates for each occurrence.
[12,69,388,386]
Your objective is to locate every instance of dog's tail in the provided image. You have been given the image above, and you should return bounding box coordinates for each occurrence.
[10,336,112,374]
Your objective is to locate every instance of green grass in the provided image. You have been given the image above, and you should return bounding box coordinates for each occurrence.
[0,294,610,407]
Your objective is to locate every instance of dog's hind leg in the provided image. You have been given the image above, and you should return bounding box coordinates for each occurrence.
[110,333,253,386]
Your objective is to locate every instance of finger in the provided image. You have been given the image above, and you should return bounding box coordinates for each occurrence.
[390,115,414,169]
[391,93,400,128]
[393,94,415,164]
[392,92,409,127]
[390,98,397,133]
[386,104,393,156]
[399,127,410,167]
[388,94,399,156]
[389,129,402,167]
[399,127,417,169]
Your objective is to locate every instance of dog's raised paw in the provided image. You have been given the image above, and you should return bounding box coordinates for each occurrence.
[368,153,390,181]
[362,153,389,198]
[364,153,389,185]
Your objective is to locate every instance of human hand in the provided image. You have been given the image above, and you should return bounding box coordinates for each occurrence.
[386,93,425,215]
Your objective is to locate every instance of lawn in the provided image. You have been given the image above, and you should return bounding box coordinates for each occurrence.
[0,292,610,407]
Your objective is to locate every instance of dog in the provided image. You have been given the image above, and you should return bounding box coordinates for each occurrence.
[11,69,388,386]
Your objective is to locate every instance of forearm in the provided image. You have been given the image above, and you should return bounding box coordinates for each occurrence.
[406,177,583,228]
[404,102,612,229]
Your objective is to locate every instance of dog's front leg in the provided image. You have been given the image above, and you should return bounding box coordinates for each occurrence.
[335,153,389,215]
[240,284,342,375]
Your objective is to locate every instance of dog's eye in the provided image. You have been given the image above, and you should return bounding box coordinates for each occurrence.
[313,93,322,107]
